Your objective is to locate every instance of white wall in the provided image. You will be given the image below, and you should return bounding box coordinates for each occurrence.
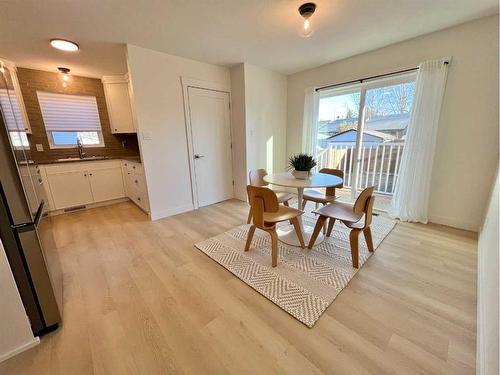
[244,64,287,174]
[286,15,499,231]
[230,64,247,201]
[0,240,38,363]
[230,63,288,200]
[126,44,231,220]
[476,168,499,375]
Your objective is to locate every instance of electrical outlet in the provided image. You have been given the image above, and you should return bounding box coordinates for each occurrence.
[35,144,44,152]
[142,131,152,140]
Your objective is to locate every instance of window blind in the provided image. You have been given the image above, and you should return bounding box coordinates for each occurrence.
[0,88,25,131]
[36,91,102,132]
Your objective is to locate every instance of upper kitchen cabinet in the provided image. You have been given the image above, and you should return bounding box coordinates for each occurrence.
[0,60,32,134]
[101,74,136,134]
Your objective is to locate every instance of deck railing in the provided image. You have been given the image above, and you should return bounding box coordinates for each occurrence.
[316,142,404,195]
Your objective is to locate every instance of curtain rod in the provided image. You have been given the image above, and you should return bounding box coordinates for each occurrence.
[315,61,449,92]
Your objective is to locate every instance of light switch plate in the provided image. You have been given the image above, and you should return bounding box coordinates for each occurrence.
[142,131,152,140]
[35,144,44,152]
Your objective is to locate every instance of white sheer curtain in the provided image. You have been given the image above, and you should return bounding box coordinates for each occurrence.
[302,87,319,154]
[389,58,449,223]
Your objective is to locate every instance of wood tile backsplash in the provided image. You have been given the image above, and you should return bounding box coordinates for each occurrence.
[16,68,140,162]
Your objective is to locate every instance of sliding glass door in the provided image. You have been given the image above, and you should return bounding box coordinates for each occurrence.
[315,73,416,210]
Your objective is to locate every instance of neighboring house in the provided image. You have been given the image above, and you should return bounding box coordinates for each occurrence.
[318,112,410,141]
[325,129,396,145]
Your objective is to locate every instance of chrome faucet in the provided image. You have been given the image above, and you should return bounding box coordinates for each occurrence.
[77,138,86,159]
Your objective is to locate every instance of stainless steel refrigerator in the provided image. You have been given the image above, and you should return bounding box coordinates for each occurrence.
[0,62,62,335]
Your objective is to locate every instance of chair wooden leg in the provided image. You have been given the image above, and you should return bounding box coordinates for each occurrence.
[244,225,256,251]
[247,207,253,224]
[301,199,307,211]
[349,230,360,268]
[283,200,289,207]
[269,230,278,267]
[326,218,336,237]
[315,202,319,210]
[308,216,326,249]
[363,227,374,252]
[291,217,305,249]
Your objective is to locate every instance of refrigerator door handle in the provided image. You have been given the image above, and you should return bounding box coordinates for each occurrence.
[11,200,45,233]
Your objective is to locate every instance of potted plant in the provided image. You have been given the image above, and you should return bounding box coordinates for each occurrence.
[287,153,317,179]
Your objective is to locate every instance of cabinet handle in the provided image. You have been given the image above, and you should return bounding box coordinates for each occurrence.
[137,197,141,201]
[84,174,87,177]
[89,173,93,176]
[135,180,138,183]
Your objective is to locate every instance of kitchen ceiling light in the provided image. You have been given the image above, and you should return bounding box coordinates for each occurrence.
[298,2,317,37]
[57,67,71,86]
[50,39,79,52]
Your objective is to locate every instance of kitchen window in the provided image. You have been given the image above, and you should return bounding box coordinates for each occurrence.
[37,91,105,148]
[0,88,30,147]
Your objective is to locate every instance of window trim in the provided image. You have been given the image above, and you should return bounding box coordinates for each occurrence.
[46,130,105,149]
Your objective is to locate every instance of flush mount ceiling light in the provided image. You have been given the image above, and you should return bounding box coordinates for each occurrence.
[298,2,317,37]
[50,39,79,52]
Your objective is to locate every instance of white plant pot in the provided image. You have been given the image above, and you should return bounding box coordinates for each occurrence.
[291,170,311,180]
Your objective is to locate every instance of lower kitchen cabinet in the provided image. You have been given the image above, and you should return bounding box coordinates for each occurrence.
[89,167,125,202]
[40,159,149,212]
[46,170,94,209]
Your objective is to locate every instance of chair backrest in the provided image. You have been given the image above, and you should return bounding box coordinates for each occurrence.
[319,168,344,196]
[353,186,375,215]
[364,196,376,227]
[246,185,279,227]
[249,169,268,187]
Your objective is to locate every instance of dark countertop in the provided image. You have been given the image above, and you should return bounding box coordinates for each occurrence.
[36,156,142,165]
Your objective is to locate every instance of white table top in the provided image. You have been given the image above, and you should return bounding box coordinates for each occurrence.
[264,172,343,189]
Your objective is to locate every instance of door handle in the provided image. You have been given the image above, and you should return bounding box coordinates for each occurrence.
[194,154,204,159]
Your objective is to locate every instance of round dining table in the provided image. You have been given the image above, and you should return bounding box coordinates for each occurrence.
[263,171,343,247]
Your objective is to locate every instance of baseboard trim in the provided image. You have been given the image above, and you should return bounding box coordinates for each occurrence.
[428,214,479,232]
[46,197,129,216]
[0,337,39,363]
[150,204,194,221]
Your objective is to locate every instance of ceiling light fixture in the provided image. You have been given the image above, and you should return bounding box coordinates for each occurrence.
[50,39,79,52]
[298,2,317,38]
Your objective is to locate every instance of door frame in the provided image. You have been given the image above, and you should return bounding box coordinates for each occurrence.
[181,77,232,209]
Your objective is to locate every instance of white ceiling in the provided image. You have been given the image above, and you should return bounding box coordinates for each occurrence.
[0,0,498,78]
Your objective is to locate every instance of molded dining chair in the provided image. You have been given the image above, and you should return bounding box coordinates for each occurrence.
[247,169,294,224]
[308,186,375,268]
[301,168,344,210]
[245,185,305,267]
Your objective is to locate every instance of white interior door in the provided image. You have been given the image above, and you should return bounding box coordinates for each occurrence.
[188,87,233,207]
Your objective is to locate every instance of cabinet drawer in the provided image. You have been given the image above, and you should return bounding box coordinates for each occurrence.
[129,186,149,212]
[129,173,146,193]
[127,162,143,174]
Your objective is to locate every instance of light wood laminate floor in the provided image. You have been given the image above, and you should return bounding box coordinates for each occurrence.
[0,200,478,375]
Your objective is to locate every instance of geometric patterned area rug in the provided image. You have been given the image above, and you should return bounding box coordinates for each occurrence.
[195,213,396,327]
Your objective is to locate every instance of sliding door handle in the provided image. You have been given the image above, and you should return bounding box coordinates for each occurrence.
[194,154,205,159]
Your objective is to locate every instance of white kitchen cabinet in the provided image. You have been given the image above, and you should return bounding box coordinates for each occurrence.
[102,75,136,134]
[121,160,149,213]
[41,159,149,214]
[42,160,125,210]
[46,170,93,209]
[88,167,125,202]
